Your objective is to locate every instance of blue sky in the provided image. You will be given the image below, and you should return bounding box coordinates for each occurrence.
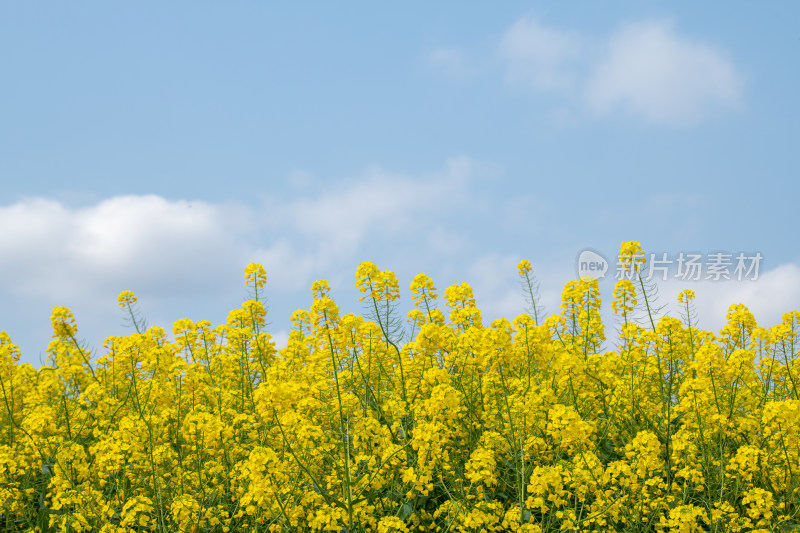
[2,2,799,366]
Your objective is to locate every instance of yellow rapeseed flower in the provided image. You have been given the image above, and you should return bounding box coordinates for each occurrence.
[244,262,268,289]
[517,259,532,276]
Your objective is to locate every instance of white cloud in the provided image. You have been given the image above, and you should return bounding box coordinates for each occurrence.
[585,20,744,124]
[267,156,475,263]
[247,239,318,292]
[660,264,800,333]
[0,158,478,305]
[485,16,745,124]
[0,196,244,300]
[499,16,582,92]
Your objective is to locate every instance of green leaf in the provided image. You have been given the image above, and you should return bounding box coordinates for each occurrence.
[399,502,414,520]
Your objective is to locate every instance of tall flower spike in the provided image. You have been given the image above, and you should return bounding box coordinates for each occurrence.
[612,279,637,316]
[618,240,646,276]
[117,290,137,309]
[117,290,148,333]
[410,273,437,308]
[311,279,331,299]
[244,263,267,289]
[517,258,544,325]
[50,306,78,339]
[355,261,380,301]
[678,289,695,304]
[355,261,400,302]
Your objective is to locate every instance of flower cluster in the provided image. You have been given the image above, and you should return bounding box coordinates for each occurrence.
[356,261,401,302]
[618,240,646,276]
[1,243,799,533]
